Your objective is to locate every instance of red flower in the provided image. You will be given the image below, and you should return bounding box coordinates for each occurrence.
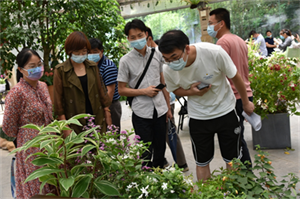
[291,87,295,91]
[49,72,53,76]
[45,72,49,76]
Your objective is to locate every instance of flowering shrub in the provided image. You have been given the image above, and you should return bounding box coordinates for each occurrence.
[192,146,300,198]
[248,43,300,119]
[40,69,54,86]
[0,74,6,84]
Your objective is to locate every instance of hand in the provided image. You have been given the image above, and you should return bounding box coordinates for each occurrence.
[62,129,72,139]
[243,101,255,116]
[190,82,211,96]
[104,109,112,126]
[144,86,160,98]
[296,34,300,42]
[166,109,173,122]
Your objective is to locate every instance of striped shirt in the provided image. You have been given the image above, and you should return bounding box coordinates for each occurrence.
[98,55,120,101]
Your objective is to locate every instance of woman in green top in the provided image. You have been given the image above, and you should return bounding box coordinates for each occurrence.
[54,31,112,137]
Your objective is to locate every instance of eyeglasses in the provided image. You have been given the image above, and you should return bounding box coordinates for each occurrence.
[23,61,44,70]
[162,50,185,64]
[208,21,221,26]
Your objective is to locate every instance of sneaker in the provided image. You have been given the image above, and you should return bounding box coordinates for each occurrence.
[178,163,189,172]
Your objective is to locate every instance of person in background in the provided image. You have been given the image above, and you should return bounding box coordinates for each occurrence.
[208,8,253,168]
[277,29,293,52]
[54,31,112,136]
[295,33,300,42]
[117,19,172,168]
[3,48,53,198]
[159,30,254,181]
[88,38,122,133]
[265,30,276,56]
[249,30,268,56]
[147,34,189,171]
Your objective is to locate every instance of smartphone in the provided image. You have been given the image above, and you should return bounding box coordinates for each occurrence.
[156,83,166,90]
[197,82,210,90]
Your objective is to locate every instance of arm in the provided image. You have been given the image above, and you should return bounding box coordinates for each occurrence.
[173,82,211,97]
[106,84,116,102]
[230,72,254,115]
[118,82,160,98]
[53,68,72,138]
[279,37,292,50]
[160,72,172,121]
[2,89,21,138]
[95,67,112,126]
[266,42,276,48]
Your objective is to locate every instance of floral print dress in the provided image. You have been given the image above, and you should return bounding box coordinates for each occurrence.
[3,78,53,199]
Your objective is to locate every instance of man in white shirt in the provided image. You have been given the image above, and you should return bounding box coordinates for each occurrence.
[159,30,254,181]
[117,19,172,168]
[249,30,268,56]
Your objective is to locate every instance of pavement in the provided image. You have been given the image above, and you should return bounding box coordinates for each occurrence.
[0,99,300,198]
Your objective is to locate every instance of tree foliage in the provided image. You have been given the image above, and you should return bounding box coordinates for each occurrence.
[0,0,128,75]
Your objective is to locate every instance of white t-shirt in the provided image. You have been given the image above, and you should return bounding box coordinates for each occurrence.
[163,42,237,120]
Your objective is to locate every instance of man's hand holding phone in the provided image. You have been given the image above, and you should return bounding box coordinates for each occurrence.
[190,82,211,96]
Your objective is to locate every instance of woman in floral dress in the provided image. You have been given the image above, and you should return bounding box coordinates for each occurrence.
[3,48,53,199]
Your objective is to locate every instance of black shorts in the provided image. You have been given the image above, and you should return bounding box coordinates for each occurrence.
[189,110,242,167]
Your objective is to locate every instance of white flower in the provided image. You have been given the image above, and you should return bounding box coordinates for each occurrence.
[162,182,168,190]
[107,138,116,144]
[152,178,157,183]
[141,185,149,196]
[184,179,193,186]
[138,194,143,199]
[120,135,126,140]
[170,190,174,193]
[127,184,132,189]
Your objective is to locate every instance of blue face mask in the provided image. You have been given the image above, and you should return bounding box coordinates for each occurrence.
[23,65,44,81]
[71,54,87,64]
[167,53,188,71]
[88,53,101,63]
[129,37,147,50]
[207,22,221,38]
[280,35,285,40]
[267,35,272,38]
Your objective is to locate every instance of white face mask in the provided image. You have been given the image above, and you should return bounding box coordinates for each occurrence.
[167,51,188,71]
[71,54,87,63]
[129,37,147,50]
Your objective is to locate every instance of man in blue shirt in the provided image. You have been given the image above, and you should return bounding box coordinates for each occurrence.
[265,30,276,56]
[88,38,122,133]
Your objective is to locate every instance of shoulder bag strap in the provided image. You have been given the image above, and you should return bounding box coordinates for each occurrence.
[134,47,155,89]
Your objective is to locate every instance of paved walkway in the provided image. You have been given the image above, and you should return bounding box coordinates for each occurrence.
[0,100,299,198]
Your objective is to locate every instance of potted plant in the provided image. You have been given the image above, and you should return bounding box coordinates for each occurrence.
[248,43,300,149]
[0,74,6,92]
[40,69,54,103]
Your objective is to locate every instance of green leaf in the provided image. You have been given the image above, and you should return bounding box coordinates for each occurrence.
[71,138,85,144]
[67,118,82,127]
[93,180,120,196]
[39,177,57,193]
[59,176,75,191]
[24,167,64,183]
[70,114,92,120]
[81,191,89,198]
[81,145,96,157]
[39,126,60,134]
[21,124,41,131]
[71,176,92,198]
[71,164,90,175]
[40,139,54,149]
[31,157,64,166]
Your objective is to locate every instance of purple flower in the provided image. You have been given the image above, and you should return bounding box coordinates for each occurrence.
[121,130,127,134]
[182,190,186,193]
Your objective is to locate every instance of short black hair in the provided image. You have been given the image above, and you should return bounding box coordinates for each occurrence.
[249,30,257,38]
[266,30,272,34]
[209,8,230,30]
[159,30,189,54]
[89,38,103,51]
[154,39,160,45]
[124,19,147,36]
[146,26,153,39]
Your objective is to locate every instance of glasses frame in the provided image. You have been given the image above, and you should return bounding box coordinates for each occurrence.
[162,50,185,65]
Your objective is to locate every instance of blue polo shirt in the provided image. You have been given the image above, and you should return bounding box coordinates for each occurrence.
[98,55,120,101]
[265,37,275,56]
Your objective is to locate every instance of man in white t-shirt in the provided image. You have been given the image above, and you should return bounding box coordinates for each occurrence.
[158,30,254,181]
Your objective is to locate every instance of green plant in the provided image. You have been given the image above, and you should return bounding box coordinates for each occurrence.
[0,75,6,84]
[193,146,300,198]
[11,114,120,198]
[248,42,300,119]
[40,70,54,86]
